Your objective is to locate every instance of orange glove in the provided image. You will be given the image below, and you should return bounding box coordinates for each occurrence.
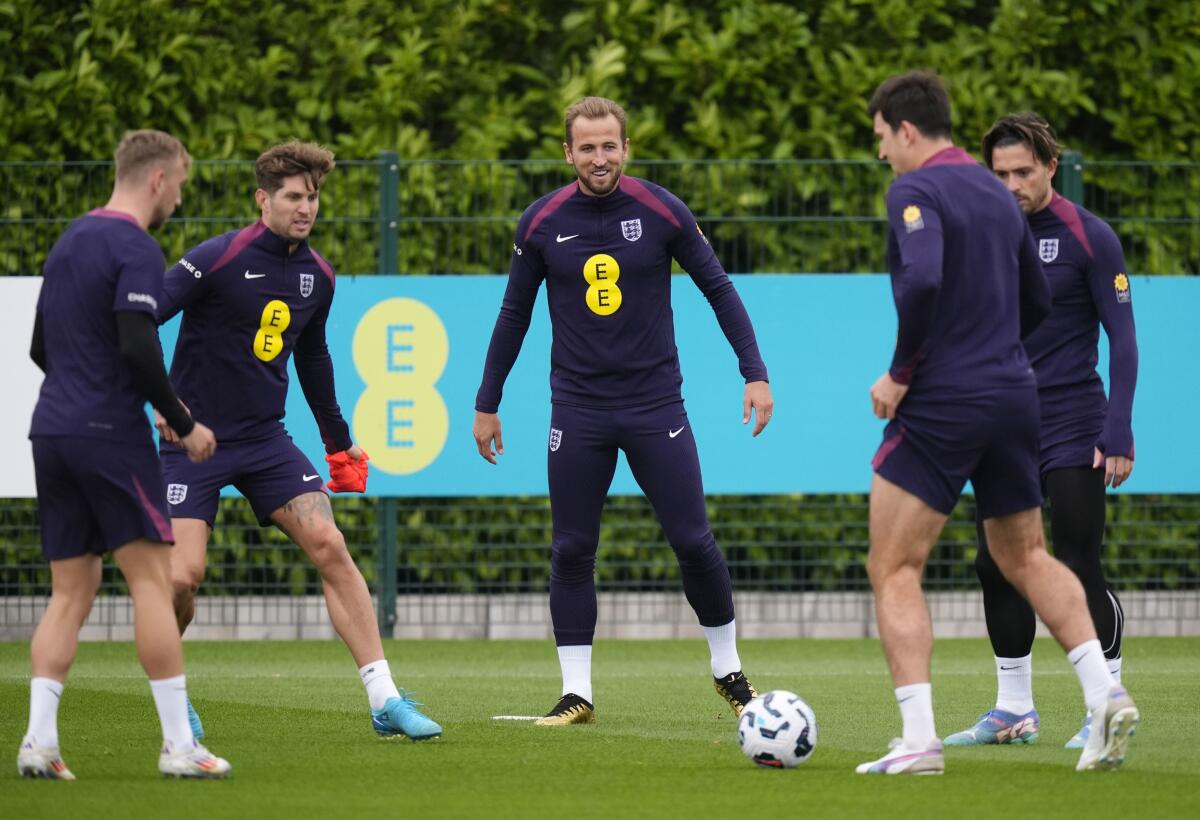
[325,449,370,493]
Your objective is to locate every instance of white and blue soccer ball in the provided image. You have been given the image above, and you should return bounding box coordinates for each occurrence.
[737,690,818,769]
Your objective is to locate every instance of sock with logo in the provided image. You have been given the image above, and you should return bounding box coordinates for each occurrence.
[360,659,401,711]
[1067,639,1115,713]
[994,654,1035,714]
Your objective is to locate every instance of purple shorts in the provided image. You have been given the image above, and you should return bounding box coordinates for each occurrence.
[160,432,325,527]
[872,385,1043,520]
[32,435,175,560]
[1038,385,1107,475]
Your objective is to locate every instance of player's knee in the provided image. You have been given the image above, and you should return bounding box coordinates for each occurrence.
[304,527,352,573]
[670,531,721,570]
[551,534,597,579]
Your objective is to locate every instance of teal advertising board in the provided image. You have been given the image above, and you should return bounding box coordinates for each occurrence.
[158,275,1195,496]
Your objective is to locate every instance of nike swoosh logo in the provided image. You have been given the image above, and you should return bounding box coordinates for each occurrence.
[556,234,580,243]
[302,474,321,481]
[1000,665,1023,671]
[669,427,686,438]
[244,269,266,279]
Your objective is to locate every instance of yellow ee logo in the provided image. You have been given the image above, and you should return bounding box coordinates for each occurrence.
[583,253,622,316]
[351,298,449,475]
[253,300,291,361]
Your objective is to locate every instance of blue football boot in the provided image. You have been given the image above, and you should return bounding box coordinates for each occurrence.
[944,708,1040,745]
[371,691,442,740]
[1065,712,1090,749]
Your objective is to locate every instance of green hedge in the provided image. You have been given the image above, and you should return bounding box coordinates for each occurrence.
[2,495,1196,595]
[3,0,1197,162]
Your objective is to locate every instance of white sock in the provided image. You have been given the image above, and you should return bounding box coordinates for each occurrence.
[149,674,194,748]
[1107,656,1123,686]
[895,682,936,749]
[994,654,1034,714]
[24,677,64,749]
[703,619,742,679]
[359,659,401,711]
[558,645,593,704]
[1067,639,1115,713]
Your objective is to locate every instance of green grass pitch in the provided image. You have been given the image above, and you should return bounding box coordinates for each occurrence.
[1,637,1197,819]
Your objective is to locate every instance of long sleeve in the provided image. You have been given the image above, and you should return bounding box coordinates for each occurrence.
[116,310,194,436]
[1087,223,1138,458]
[474,233,546,413]
[294,295,353,454]
[885,186,943,385]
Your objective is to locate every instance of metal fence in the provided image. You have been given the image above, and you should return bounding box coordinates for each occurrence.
[3,156,1198,277]
[2,494,1197,637]
[3,155,1199,637]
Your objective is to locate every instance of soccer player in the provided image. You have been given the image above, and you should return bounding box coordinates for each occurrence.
[156,141,441,741]
[21,130,231,779]
[472,97,773,725]
[946,112,1138,750]
[856,72,1138,775]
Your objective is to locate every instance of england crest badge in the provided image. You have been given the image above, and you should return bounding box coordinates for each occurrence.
[549,427,563,452]
[621,218,642,242]
[166,484,188,505]
[1039,238,1059,263]
[300,273,314,297]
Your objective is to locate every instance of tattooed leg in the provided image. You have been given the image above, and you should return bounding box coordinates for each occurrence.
[272,492,384,664]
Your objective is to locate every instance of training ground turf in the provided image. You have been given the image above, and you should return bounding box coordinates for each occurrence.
[1,637,1197,819]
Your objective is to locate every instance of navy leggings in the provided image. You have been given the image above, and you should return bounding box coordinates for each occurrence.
[975,466,1124,660]
[547,400,734,645]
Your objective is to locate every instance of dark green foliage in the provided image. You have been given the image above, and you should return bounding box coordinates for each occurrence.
[2,0,1196,162]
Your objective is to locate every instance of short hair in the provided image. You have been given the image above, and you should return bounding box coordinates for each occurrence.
[867,71,952,140]
[564,97,628,146]
[982,112,1061,170]
[114,130,189,182]
[255,141,336,194]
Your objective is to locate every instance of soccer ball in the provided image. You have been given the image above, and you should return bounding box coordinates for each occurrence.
[737,690,818,769]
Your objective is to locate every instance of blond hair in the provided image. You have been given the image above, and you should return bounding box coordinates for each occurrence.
[564,97,628,146]
[255,141,336,194]
[114,130,189,182]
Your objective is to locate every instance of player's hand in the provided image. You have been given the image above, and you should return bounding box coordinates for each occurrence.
[180,422,217,463]
[473,411,504,464]
[870,372,909,420]
[326,447,369,493]
[1094,447,1133,489]
[742,380,773,437]
[154,402,189,445]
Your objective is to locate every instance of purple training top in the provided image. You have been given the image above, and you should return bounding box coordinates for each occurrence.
[884,147,1050,393]
[476,176,768,412]
[30,209,165,443]
[1024,192,1138,459]
[159,221,352,453]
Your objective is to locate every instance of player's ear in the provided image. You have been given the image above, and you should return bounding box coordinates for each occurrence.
[1046,156,1058,180]
[148,165,167,195]
[254,188,269,212]
[563,141,573,163]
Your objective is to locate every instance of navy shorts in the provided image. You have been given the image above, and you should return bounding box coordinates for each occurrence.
[872,385,1043,520]
[1038,385,1107,475]
[33,435,175,561]
[160,432,325,527]
[547,399,711,546]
